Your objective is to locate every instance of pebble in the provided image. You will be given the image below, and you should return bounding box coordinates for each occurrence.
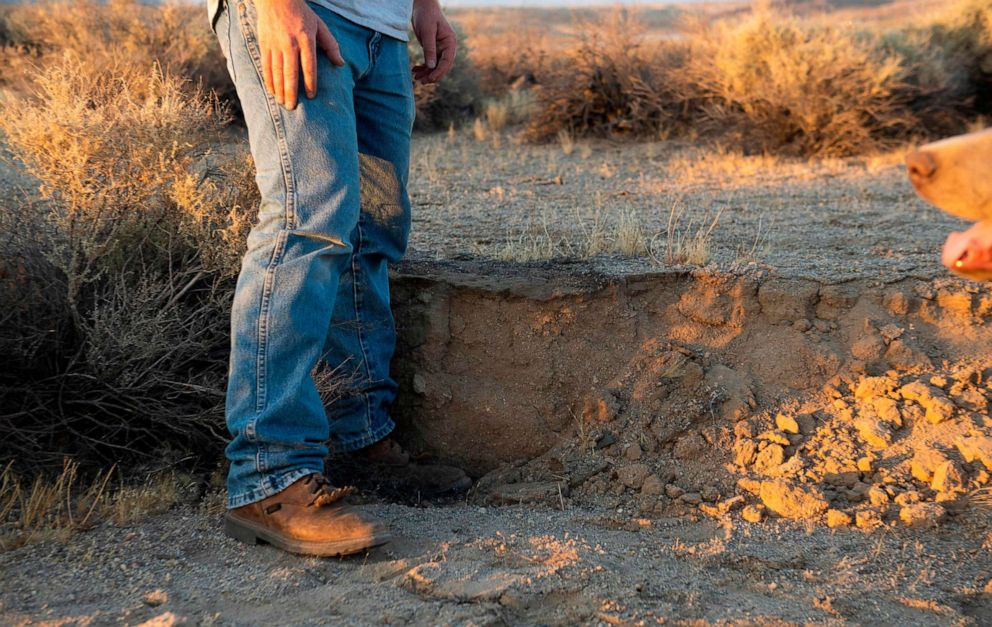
[775,414,801,435]
[741,504,764,523]
[143,589,168,607]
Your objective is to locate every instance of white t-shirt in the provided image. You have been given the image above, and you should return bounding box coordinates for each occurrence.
[208,0,411,42]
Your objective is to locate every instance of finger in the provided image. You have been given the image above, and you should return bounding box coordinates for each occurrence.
[316,22,345,66]
[421,22,438,69]
[299,34,317,98]
[262,47,276,98]
[272,50,285,104]
[284,42,300,109]
[429,36,456,82]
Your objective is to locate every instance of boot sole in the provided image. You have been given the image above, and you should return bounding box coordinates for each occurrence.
[224,512,391,557]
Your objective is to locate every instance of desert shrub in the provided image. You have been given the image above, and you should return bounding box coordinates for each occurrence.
[0,53,254,471]
[886,0,992,126]
[410,21,487,130]
[681,12,917,157]
[525,11,690,142]
[0,0,233,107]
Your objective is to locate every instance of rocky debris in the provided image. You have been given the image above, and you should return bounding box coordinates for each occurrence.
[484,481,568,506]
[899,381,955,424]
[957,436,992,471]
[899,503,946,529]
[758,480,829,520]
[471,351,988,534]
[618,464,651,490]
[930,460,965,494]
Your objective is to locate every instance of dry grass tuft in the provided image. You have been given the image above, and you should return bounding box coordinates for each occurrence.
[0,460,187,551]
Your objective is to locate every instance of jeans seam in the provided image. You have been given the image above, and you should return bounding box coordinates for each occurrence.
[254,229,288,412]
[351,218,376,438]
[236,0,298,229]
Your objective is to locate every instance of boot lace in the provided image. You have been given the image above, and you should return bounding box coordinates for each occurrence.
[303,473,355,508]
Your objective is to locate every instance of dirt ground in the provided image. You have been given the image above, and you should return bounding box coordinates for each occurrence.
[2,500,991,626]
[3,132,992,625]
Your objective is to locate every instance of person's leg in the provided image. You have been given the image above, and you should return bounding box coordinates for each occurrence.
[216,0,373,509]
[321,30,415,453]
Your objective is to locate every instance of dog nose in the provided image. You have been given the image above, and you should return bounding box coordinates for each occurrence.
[906,150,937,182]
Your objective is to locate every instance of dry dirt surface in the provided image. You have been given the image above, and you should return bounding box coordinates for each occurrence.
[2,500,991,626]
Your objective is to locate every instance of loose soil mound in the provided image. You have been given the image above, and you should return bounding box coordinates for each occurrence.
[390,263,992,533]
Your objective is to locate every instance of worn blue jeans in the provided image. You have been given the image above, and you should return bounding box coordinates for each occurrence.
[213,0,414,509]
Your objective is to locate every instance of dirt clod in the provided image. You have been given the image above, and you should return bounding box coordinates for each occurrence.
[758,480,829,520]
[899,503,946,529]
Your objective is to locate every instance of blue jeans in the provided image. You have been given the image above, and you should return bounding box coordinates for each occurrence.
[213,0,414,509]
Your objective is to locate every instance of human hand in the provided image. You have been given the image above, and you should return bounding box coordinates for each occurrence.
[254,0,345,110]
[411,0,456,84]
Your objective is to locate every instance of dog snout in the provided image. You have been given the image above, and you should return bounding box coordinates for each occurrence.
[906,150,937,184]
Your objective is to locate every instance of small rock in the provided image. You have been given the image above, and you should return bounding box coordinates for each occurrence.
[733,438,758,467]
[826,509,852,528]
[618,464,652,490]
[664,484,685,499]
[741,504,765,523]
[624,443,643,461]
[857,456,874,473]
[583,394,621,424]
[594,431,617,450]
[871,397,903,426]
[899,503,946,529]
[883,289,910,315]
[673,433,707,460]
[698,503,721,517]
[867,486,890,507]
[734,419,756,439]
[412,373,427,395]
[753,444,786,473]
[680,492,702,506]
[899,381,955,424]
[854,417,891,449]
[855,509,883,531]
[795,413,817,435]
[931,460,966,494]
[885,339,933,372]
[720,495,746,513]
[775,414,801,435]
[143,589,169,607]
[758,431,791,446]
[759,479,829,520]
[701,485,720,502]
[640,474,665,496]
[957,436,992,471]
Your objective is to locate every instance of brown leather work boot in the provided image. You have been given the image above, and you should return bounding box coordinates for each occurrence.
[224,473,390,557]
